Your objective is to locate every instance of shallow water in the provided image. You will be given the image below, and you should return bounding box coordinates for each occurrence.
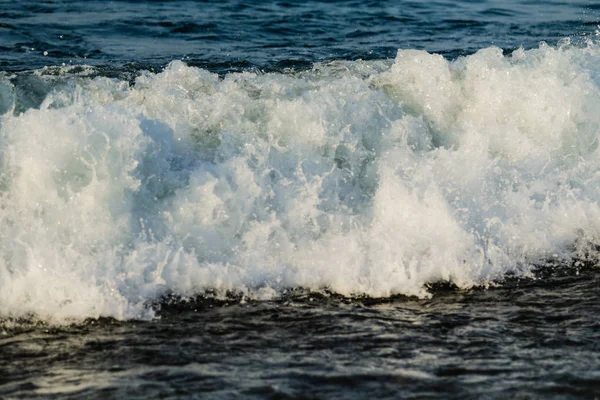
[2,268,600,399]
[2,0,600,398]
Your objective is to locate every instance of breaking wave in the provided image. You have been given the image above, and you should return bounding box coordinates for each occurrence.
[2,40,600,321]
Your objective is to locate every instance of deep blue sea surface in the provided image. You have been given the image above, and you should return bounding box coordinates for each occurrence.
[1,0,599,71]
[1,1,600,398]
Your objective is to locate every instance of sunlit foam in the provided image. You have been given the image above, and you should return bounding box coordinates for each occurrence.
[1,40,600,321]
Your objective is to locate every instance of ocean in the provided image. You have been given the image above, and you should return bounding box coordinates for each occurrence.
[1,0,600,398]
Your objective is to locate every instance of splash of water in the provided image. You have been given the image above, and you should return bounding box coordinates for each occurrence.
[1,41,600,321]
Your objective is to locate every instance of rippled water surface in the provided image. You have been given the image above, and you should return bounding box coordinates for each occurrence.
[1,0,600,398]
[1,0,599,71]
[2,269,600,398]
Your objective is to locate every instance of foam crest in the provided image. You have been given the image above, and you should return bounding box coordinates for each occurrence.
[2,42,600,321]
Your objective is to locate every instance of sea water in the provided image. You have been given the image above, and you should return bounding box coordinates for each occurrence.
[1,1,600,398]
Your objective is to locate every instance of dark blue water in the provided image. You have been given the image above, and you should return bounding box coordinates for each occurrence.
[2,1,600,399]
[1,0,598,72]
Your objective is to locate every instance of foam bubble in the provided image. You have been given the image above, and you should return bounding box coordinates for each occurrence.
[2,41,600,321]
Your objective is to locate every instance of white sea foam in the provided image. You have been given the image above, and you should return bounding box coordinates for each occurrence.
[2,41,600,321]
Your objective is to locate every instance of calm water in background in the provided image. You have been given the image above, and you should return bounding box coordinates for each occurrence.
[1,1,600,399]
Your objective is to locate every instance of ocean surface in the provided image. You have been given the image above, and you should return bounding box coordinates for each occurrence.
[1,0,600,398]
